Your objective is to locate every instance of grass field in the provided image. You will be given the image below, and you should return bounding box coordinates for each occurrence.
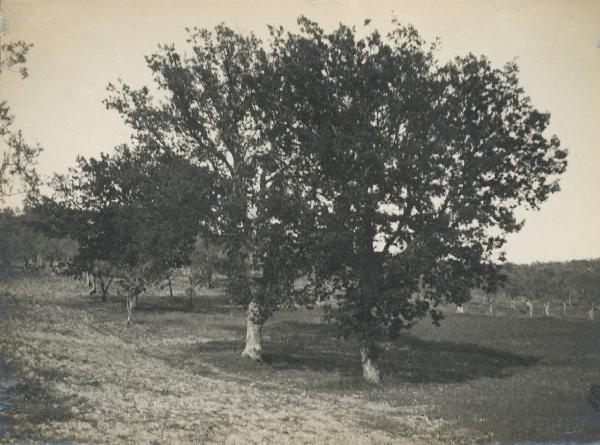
[1,271,599,444]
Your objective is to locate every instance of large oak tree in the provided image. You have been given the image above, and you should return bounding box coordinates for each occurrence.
[105,25,311,358]
[275,18,567,383]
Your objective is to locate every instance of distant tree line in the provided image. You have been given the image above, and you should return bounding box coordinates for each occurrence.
[500,260,600,319]
[0,208,77,272]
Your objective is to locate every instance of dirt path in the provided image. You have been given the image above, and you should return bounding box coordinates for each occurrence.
[0,290,452,444]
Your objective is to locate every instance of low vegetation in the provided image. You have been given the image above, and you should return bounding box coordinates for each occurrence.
[1,271,598,444]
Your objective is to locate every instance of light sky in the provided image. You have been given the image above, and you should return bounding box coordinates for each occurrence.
[1,0,599,264]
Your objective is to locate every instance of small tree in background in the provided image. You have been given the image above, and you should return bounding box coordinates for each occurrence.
[527,266,555,317]
[185,237,226,304]
[32,144,218,318]
[552,271,571,317]
[576,270,600,321]
[486,292,497,316]
[502,264,527,312]
[189,236,225,290]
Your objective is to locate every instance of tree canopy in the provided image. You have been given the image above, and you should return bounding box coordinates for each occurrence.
[32,145,219,305]
[502,260,600,308]
[269,17,567,382]
[31,17,568,382]
[104,24,314,359]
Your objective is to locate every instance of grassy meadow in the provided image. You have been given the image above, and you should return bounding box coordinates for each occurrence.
[0,271,599,444]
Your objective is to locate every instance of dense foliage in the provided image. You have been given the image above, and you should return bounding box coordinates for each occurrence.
[0,208,77,272]
[104,25,314,358]
[32,145,218,304]
[267,18,567,381]
[26,17,569,382]
[502,260,600,309]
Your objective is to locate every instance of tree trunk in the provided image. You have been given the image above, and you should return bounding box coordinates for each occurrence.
[589,306,595,321]
[167,277,173,298]
[527,300,533,318]
[544,302,550,317]
[489,303,494,315]
[187,269,194,305]
[126,294,133,325]
[206,265,213,289]
[511,298,516,311]
[89,273,97,296]
[563,301,567,316]
[360,344,381,384]
[241,300,264,361]
[98,274,112,302]
[97,273,105,301]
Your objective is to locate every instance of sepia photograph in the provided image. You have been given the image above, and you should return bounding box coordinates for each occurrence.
[1,0,599,443]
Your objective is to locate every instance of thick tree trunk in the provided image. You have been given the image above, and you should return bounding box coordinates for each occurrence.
[89,273,97,296]
[167,277,173,298]
[241,301,264,361]
[360,344,381,384]
[543,302,550,317]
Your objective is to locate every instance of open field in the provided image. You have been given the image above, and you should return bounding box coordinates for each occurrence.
[1,271,599,444]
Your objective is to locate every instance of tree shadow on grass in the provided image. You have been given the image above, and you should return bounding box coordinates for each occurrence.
[380,335,538,384]
[194,320,539,386]
[134,297,240,315]
[75,294,241,316]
